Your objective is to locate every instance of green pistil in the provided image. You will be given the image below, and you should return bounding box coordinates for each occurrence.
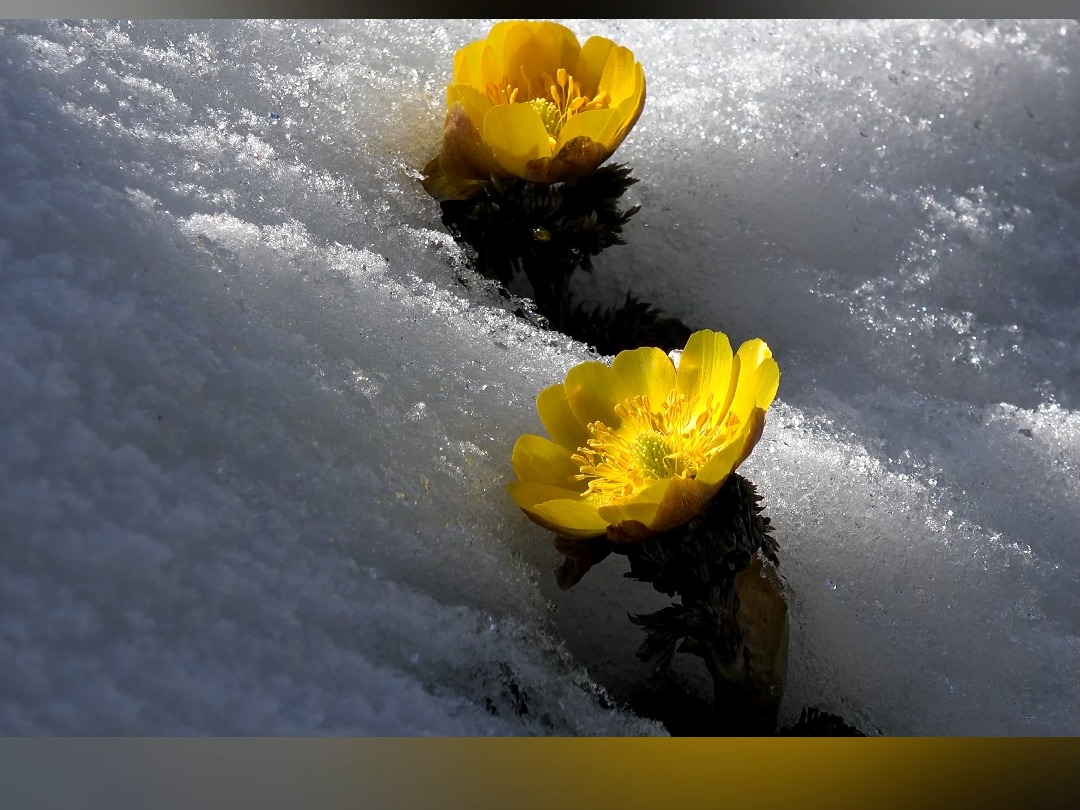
[633,431,674,479]
[528,98,561,137]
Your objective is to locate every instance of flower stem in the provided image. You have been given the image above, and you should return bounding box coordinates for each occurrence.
[622,474,788,735]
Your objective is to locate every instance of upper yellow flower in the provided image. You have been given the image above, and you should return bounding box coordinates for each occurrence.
[509,330,780,542]
[423,20,647,201]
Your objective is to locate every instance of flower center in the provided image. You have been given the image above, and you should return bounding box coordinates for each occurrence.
[571,391,740,507]
[527,98,561,138]
[487,68,611,149]
[632,430,676,479]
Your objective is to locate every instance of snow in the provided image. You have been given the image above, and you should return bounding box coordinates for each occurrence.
[0,19,1076,735]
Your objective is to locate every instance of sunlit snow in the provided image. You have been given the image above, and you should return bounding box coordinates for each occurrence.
[1,19,1077,735]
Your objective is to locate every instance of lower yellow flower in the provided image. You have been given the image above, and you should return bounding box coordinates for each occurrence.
[509,330,779,541]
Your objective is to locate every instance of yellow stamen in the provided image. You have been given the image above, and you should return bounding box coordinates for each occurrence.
[584,91,608,112]
[572,392,741,507]
[485,66,613,141]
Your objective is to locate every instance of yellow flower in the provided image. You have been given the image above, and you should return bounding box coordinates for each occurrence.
[423,20,646,201]
[509,330,779,542]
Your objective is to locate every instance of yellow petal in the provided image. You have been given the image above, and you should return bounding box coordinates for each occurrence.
[471,21,517,87]
[452,38,489,89]
[676,329,735,411]
[597,45,641,107]
[597,493,662,529]
[577,41,645,154]
[480,20,517,53]
[696,407,767,485]
[508,480,581,507]
[731,406,769,470]
[511,434,585,491]
[537,383,590,451]
[482,103,552,179]
[574,36,616,96]
[556,108,623,152]
[611,346,676,410]
[649,475,718,534]
[447,83,491,132]
[563,361,633,430]
[434,102,501,188]
[727,340,780,423]
[694,435,743,487]
[599,478,670,541]
[610,63,646,145]
[500,21,580,96]
[527,136,608,184]
[508,481,607,539]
